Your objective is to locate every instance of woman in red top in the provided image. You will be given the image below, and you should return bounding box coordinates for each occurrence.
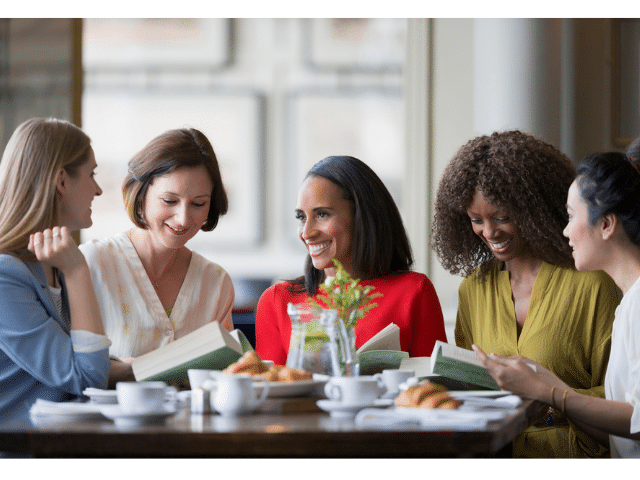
[255,156,447,365]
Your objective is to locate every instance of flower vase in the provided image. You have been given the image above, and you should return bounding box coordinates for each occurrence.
[339,325,359,377]
[286,303,359,377]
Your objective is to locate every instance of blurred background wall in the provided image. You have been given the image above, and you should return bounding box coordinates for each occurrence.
[0,18,636,342]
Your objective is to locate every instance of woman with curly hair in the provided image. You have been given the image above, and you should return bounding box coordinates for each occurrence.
[432,130,620,458]
[474,148,640,457]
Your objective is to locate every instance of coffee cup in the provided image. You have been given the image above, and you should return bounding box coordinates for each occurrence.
[116,381,177,414]
[188,369,216,390]
[210,373,269,417]
[323,376,384,406]
[374,369,415,396]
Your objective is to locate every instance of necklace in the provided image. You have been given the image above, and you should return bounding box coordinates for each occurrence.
[152,249,179,289]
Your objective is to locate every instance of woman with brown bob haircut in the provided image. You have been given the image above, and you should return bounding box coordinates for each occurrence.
[80,128,235,364]
[432,130,620,458]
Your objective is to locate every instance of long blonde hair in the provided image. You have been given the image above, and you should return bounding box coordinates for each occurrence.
[0,118,92,259]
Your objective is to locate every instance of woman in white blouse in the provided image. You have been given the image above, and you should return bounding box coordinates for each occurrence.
[474,148,640,457]
[80,128,234,368]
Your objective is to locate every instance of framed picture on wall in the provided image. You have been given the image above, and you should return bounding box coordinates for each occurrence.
[284,87,404,247]
[83,18,234,72]
[302,18,405,73]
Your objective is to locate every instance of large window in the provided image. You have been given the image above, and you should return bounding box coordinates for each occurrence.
[82,18,407,283]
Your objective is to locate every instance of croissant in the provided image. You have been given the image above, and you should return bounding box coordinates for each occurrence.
[223,351,269,375]
[223,351,313,382]
[394,380,461,410]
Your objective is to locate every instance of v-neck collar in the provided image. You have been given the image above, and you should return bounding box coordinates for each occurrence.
[117,232,196,321]
[497,261,553,347]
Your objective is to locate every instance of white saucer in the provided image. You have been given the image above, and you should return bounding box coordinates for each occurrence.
[83,388,118,404]
[381,391,401,400]
[100,405,177,428]
[317,398,393,418]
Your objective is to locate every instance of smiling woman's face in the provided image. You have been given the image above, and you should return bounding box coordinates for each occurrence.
[57,147,102,231]
[295,176,354,278]
[563,180,602,271]
[467,189,528,263]
[142,166,213,250]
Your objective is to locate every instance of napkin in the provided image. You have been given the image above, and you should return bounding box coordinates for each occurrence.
[354,407,508,431]
[451,394,522,409]
[29,399,106,419]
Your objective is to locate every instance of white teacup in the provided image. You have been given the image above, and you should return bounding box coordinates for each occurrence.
[188,369,216,390]
[324,376,385,406]
[210,373,269,417]
[116,381,177,414]
[374,369,415,396]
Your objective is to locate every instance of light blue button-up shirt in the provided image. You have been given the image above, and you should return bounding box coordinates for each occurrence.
[0,254,111,423]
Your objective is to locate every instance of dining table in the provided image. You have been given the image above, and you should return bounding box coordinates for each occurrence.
[0,394,543,458]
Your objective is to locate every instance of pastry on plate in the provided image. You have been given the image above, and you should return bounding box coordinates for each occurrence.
[223,351,313,382]
[394,380,461,409]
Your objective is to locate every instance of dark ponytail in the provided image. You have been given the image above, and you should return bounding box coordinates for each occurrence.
[576,151,640,247]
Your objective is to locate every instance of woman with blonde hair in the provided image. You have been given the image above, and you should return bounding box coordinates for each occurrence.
[0,118,110,423]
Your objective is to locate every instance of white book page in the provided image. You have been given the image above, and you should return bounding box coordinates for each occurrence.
[438,341,484,367]
[432,341,537,372]
[356,323,400,354]
[400,356,432,376]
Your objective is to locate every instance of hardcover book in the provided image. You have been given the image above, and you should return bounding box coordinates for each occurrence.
[131,321,252,384]
[356,323,409,375]
[429,341,500,390]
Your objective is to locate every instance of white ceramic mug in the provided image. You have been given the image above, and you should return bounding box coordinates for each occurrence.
[188,369,216,390]
[373,369,415,396]
[323,376,384,406]
[210,373,270,417]
[116,381,177,414]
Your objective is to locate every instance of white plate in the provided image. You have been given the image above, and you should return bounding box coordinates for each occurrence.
[317,398,393,418]
[83,388,118,404]
[253,379,327,398]
[100,405,177,428]
[449,390,512,399]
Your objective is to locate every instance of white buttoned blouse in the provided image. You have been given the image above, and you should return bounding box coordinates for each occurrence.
[79,233,235,359]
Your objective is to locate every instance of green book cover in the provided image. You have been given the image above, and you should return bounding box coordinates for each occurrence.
[132,322,248,384]
[142,348,243,384]
[357,350,409,375]
[431,343,500,390]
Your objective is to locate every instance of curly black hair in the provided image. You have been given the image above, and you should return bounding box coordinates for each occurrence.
[431,130,576,279]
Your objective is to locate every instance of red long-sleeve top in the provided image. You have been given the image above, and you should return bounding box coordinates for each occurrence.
[255,271,447,365]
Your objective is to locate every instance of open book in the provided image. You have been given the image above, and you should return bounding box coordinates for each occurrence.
[131,322,253,384]
[429,341,500,390]
[356,323,409,375]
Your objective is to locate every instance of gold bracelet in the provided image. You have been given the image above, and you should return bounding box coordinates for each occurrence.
[550,386,556,409]
[562,389,569,414]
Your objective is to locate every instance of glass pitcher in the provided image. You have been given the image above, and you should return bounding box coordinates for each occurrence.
[286,303,358,377]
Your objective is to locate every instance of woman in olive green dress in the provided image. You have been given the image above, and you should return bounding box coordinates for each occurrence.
[432,130,621,458]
